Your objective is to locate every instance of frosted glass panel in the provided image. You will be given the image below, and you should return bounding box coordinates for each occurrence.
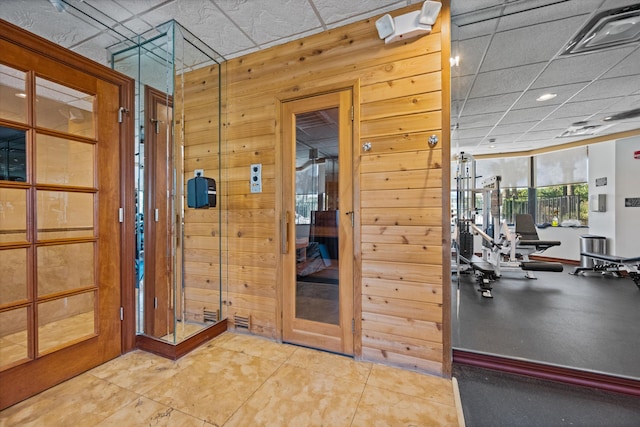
[476,156,529,188]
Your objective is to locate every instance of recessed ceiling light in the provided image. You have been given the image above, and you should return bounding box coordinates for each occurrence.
[536,93,557,102]
[449,55,460,67]
[15,92,27,98]
[489,145,496,148]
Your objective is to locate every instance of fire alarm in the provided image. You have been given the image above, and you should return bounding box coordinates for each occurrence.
[634,150,640,159]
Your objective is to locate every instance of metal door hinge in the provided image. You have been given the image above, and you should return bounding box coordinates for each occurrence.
[120,307,124,321]
[352,318,355,333]
[350,105,354,121]
[154,297,158,309]
[118,207,124,223]
[118,107,129,123]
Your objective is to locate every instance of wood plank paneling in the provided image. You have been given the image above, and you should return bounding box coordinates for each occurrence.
[180,1,450,376]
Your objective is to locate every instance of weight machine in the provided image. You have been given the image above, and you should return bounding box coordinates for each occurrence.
[453,152,563,298]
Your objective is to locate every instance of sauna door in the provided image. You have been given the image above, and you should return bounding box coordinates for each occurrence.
[281,89,354,354]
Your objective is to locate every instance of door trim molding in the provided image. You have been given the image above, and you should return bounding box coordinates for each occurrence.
[276,80,361,355]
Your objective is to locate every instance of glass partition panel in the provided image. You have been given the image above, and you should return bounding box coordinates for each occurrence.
[35,134,94,187]
[0,64,27,124]
[0,307,29,368]
[38,291,95,355]
[35,77,95,138]
[111,20,227,345]
[0,187,27,243]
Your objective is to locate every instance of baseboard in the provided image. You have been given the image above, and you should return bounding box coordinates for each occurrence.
[452,376,466,427]
[453,349,640,397]
[136,319,227,360]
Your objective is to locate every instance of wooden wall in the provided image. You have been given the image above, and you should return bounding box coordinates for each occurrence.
[177,63,228,325]
[182,2,451,376]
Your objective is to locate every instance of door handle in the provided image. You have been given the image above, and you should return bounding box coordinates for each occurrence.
[281,211,290,254]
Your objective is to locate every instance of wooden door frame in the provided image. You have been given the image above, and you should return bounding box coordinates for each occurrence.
[143,85,175,339]
[0,20,135,409]
[275,80,361,356]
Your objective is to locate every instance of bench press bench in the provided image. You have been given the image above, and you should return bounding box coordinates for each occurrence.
[571,252,640,289]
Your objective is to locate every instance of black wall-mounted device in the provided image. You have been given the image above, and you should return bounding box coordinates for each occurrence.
[187,176,216,208]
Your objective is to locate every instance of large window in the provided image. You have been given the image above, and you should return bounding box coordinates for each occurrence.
[536,183,588,225]
[455,146,590,226]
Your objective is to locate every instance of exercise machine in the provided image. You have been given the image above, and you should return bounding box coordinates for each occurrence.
[571,253,640,289]
[452,152,563,298]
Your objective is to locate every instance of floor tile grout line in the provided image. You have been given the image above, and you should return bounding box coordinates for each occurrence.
[219,336,300,426]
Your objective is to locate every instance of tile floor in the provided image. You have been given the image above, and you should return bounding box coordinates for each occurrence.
[0,332,463,426]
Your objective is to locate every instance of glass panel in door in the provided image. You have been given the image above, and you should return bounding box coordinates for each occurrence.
[295,108,340,325]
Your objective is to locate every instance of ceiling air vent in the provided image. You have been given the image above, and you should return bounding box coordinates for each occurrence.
[557,121,615,138]
[563,4,640,55]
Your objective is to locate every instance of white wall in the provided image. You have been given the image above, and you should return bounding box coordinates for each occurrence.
[614,136,640,257]
[588,137,640,257]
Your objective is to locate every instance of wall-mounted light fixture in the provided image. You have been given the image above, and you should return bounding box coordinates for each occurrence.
[375,1,442,44]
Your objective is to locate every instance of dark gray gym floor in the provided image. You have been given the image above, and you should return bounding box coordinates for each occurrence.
[453,364,640,427]
[452,265,640,379]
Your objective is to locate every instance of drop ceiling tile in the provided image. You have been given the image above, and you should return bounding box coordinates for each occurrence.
[461,92,521,117]
[527,116,588,132]
[601,48,640,79]
[451,0,501,18]
[497,0,599,32]
[469,63,546,98]
[83,0,135,22]
[480,16,586,73]
[551,98,623,120]
[570,75,640,102]
[451,137,482,149]
[213,0,322,45]
[0,0,104,48]
[512,82,589,110]
[115,18,155,36]
[457,112,505,129]
[501,105,557,125]
[138,0,256,57]
[112,0,175,15]
[453,35,491,77]
[531,46,635,89]
[71,32,122,66]
[520,129,568,141]
[456,127,494,140]
[451,75,474,102]
[489,123,537,137]
[312,0,404,26]
[598,94,640,113]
